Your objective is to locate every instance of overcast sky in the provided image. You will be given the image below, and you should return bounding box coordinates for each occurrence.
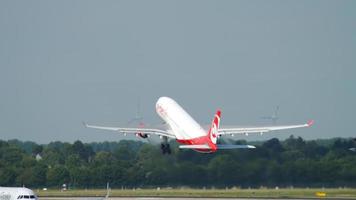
[0,1,355,144]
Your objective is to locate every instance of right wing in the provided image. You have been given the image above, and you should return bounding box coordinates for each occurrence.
[217,144,256,149]
[218,120,314,136]
[179,144,256,149]
[179,144,210,149]
[83,122,176,139]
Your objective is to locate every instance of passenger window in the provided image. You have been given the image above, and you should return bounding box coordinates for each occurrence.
[24,196,29,199]
[30,196,35,199]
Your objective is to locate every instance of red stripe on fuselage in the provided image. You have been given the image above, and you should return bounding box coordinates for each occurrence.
[176,135,217,153]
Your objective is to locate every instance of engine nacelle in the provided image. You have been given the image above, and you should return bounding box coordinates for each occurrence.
[136,132,148,138]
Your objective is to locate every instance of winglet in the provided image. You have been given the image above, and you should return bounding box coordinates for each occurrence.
[307,120,314,127]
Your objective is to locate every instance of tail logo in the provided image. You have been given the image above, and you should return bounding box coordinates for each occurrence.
[209,110,221,144]
[211,124,217,138]
[210,120,218,144]
[212,132,217,138]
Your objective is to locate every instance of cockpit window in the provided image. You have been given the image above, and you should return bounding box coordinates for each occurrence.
[16,195,36,199]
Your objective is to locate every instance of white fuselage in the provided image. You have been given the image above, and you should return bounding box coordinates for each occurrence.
[0,187,38,200]
[155,97,207,140]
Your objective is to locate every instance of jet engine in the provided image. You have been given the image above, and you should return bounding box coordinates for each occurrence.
[136,132,148,138]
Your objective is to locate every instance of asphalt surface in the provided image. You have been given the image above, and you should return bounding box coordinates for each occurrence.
[40,198,316,200]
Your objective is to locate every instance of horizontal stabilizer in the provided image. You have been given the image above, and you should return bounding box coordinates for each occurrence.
[179,144,210,149]
[217,144,256,149]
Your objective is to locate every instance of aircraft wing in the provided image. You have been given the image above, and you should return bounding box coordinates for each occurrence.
[83,122,176,139]
[179,144,256,149]
[179,144,211,149]
[218,120,314,136]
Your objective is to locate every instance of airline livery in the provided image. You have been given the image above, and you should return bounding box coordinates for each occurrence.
[85,97,313,154]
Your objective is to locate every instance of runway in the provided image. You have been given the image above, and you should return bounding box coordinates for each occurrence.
[40,198,319,200]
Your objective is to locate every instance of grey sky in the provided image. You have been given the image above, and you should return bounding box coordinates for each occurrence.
[0,1,355,143]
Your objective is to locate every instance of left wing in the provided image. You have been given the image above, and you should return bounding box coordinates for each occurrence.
[218,120,314,136]
[83,122,176,139]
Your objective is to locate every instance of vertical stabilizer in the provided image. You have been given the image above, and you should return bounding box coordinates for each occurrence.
[209,109,221,144]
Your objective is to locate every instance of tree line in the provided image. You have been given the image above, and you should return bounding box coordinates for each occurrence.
[0,136,356,189]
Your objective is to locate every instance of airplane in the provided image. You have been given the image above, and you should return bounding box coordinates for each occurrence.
[84,96,313,154]
[0,187,38,200]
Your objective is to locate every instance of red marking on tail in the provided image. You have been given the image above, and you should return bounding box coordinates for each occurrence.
[209,109,221,145]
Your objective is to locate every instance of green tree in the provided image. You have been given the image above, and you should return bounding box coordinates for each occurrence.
[46,165,70,187]
[0,167,16,186]
[31,162,48,187]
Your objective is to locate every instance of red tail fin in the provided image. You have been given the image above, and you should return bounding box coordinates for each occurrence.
[209,109,221,144]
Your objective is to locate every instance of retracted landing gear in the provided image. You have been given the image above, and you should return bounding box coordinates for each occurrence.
[160,136,171,154]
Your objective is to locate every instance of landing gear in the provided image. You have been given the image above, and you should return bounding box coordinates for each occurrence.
[160,136,171,155]
[161,143,171,154]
